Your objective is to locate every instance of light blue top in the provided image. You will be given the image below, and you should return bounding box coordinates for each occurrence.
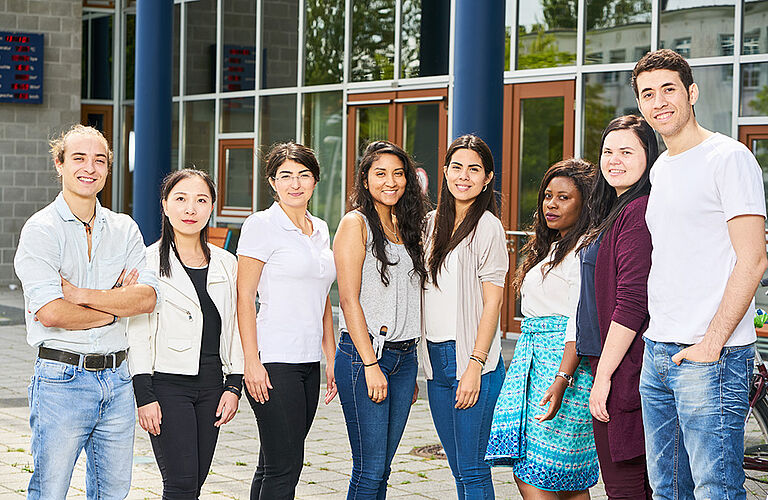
[14,192,159,354]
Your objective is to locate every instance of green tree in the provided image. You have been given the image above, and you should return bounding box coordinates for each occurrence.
[749,85,768,116]
[304,0,345,85]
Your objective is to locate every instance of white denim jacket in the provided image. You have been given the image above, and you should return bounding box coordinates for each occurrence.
[127,241,244,377]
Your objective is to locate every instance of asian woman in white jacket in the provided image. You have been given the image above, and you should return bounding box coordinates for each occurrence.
[127,168,244,499]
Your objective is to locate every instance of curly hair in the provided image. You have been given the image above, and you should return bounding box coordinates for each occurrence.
[511,159,595,296]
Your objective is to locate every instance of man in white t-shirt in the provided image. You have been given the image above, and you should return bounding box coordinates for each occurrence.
[633,49,767,498]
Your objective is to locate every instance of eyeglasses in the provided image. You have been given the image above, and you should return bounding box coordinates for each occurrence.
[274,173,315,184]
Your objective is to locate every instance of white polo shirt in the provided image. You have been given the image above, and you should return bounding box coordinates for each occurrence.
[645,133,766,346]
[237,202,336,363]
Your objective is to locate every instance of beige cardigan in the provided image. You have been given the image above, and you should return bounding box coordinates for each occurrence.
[421,210,509,379]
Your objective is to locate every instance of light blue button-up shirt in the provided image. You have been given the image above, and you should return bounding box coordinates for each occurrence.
[14,192,159,354]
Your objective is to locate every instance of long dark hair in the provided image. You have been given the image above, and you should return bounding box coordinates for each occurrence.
[580,115,658,248]
[158,168,217,278]
[351,141,430,287]
[428,134,499,287]
[512,159,595,295]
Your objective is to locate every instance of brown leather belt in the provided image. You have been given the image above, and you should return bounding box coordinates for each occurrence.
[38,346,127,371]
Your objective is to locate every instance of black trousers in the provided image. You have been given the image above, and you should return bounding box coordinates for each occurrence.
[246,362,320,500]
[149,380,222,500]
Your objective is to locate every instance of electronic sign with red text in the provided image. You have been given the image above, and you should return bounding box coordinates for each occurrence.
[0,32,44,104]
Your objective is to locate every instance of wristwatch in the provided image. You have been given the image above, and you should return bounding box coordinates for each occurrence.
[555,371,574,388]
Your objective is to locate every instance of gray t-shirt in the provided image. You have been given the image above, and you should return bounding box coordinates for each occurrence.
[338,211,421,343]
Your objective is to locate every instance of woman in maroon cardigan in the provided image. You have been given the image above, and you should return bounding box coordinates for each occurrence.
[576,115,658,499]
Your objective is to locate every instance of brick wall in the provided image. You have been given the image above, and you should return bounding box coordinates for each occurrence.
[0,0,81,286]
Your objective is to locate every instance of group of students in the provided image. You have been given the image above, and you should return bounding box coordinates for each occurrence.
[12,48,768,500]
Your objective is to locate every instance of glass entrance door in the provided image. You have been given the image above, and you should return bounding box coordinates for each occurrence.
[738,125,768,337]
[346,89,448,207]
[501,80,575,333]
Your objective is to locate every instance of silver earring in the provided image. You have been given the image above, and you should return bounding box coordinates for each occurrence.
[482,183,488,192]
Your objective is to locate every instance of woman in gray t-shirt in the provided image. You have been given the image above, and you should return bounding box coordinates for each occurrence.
[333,141,429,498]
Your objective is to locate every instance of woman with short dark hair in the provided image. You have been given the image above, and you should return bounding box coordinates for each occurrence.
[236,142,337,500]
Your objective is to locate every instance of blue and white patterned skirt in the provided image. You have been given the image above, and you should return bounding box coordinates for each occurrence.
[485,315,599,491]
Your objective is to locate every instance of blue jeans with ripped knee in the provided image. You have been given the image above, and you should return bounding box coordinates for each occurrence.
[639,337,754,500]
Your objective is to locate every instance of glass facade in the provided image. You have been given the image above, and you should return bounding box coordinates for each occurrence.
[81,0,768,242]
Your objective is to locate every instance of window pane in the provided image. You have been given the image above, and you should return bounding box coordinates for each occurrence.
[582,71,639,164]
[691,65,732,135]
[355,106,390,162]
[220,97,255,133]
[660,1,735,59]
[261,0,299,89]
[517,0,576,70]
[304,92,343,237]
[82,12,113,99]
[741,63,768,116]
[183,100,215,174]
[505,1,513,71]
[304,0,344,85]
[223,147,254,208]
[259,95,297,209]
[585,0,651,66]
[351,0,396,81]
[401,0,449,78]
[519,97,564,228]
[744,1,768,56]
[403,102,440,203]
[222,0,256,93]
[125,13,135,100]
[185,0,217,95]
[173,4,179,96]
[172,102,179,170]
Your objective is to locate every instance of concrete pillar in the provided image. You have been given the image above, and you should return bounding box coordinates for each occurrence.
[133,0,173,244]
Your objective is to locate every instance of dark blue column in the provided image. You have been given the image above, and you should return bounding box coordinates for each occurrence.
[133,0,173,244]
[452,0,505,191]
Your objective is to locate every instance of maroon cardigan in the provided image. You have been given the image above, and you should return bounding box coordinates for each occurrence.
[589,195,651,463]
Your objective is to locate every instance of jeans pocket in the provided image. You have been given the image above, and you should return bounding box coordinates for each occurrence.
[36,360,77,384]
[116,362,133,382]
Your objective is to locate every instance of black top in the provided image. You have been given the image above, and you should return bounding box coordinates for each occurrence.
[575,234,603,357]
[133,264,242,407]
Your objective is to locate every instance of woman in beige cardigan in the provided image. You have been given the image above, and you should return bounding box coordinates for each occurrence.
[422,134,509,499]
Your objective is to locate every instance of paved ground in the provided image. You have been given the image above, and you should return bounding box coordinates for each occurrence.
[0,287,766,499]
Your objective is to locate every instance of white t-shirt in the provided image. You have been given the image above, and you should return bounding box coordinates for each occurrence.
[424,250,459,342]
[237,202,336,363]
[645,133,766,346]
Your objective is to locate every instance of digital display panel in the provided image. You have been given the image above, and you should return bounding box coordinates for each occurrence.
[0,32,44,104]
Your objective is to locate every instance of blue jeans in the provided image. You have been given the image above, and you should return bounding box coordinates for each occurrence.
[639,338,753,500]
[427,340,505,500]
[335,332,418,499]
[27,357,136,500]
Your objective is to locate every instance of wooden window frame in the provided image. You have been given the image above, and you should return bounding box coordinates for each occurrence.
[500,80,576,334]
[217,138,255,217]
[345,88,448,210]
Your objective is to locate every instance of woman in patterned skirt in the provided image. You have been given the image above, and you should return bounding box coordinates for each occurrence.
[486,159,598,498]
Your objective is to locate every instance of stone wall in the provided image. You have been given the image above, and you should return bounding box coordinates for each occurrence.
[0,0,82,285]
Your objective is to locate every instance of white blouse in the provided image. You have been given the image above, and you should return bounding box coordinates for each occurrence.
[520,244,580,341]
[237,202,336,364]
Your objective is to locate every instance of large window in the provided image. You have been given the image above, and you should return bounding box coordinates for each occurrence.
[582,71,639,164]
[400,0,450,78]
[183,100,216,173]
[304,0,344,85]
[584,0,651,66]
[222,0,256,92]
[82,12,113,100]
[258,95,297,210]
[660,1,735,59]
[517,0,577,69]
[351,0,396,81]
[744,1,768,56]
[185,0,217,95]
[261,0,299,89]
[304,92,343,236]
